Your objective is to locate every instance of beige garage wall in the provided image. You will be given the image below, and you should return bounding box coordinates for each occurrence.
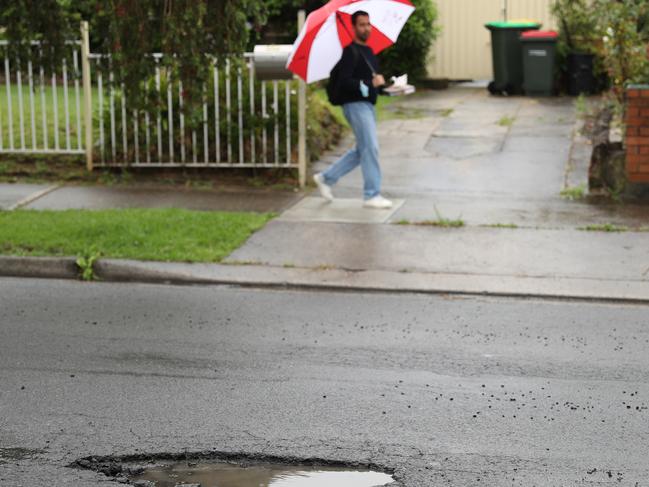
[428,0,557,80]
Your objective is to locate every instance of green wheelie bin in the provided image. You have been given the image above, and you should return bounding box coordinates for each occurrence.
[521,30,559,96]
[486,21,541,95]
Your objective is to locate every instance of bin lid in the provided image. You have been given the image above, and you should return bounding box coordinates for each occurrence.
[521,30,559,40]
[486,20,541,30]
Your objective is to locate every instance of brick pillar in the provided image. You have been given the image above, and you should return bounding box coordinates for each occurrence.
[625,84,649,184]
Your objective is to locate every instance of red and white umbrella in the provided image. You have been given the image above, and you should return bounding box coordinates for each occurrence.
[286,0,415,83]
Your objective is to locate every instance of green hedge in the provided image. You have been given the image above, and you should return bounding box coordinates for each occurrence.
[378,0,440,81]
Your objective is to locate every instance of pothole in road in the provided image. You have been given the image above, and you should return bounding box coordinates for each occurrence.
[131,461,394,486]
[72,453,395,487]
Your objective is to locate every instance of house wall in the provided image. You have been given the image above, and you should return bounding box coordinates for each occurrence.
[428,0,557,80]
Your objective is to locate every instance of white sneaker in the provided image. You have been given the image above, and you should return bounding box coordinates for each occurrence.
[363,195,393,209]
[313,173,334,201]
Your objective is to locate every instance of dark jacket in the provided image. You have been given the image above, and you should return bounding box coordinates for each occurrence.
[337,42,380,105]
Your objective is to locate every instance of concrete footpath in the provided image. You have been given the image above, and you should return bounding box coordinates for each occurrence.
[1,86,648,301]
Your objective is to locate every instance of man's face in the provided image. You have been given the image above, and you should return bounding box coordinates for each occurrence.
[353,14,372,42]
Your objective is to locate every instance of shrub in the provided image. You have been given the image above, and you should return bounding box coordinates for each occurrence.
[552,0,649,100]
[95,60,297,165]
[551,0,606,90]
[378,0,440,81]
[307,89,346,162]
[551,0,600,55]
[595,0,649,103]
[0,1,268,114]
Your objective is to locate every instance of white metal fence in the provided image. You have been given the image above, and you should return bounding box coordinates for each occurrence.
[88,54,299,169]
[1,40,85,155]
[0,22,307,184]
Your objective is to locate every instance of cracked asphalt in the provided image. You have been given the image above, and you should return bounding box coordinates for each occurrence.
[1,278,648,486]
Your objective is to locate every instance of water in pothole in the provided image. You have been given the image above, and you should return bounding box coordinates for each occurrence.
[130,461,394,486]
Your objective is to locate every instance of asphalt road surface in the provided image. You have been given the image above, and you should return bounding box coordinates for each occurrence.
[1,278,648,486]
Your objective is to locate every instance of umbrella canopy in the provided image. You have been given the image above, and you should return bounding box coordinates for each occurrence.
[286,0,415,83]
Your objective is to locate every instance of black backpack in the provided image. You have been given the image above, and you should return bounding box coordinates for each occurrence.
[327,45,360,106]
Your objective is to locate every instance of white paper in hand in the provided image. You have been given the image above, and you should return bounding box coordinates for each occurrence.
[390,74,409,87]
[384,74,415,97]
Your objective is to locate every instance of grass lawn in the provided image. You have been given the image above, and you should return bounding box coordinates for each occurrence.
[0,208,274,262]
[1,84,101,150]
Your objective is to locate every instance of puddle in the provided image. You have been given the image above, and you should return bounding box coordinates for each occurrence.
[130,461,394,487]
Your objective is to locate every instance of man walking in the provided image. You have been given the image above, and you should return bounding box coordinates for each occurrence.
[313,10,392,209]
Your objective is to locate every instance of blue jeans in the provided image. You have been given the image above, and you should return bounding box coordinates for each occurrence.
[322,101,381,200]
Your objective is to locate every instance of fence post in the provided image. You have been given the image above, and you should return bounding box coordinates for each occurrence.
[81,21,93,171]
[297,10,307,189]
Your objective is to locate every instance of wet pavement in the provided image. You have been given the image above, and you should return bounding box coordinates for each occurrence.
[21,185,301,213]
[0,183,55,210]
[226,221,649,282]
[313,87,649,226]
[279,197,405,224]
[1,278,648,486]
[317,88,574,201]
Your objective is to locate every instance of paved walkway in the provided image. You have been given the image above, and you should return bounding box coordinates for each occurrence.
[0,183,58,211]
[0,184,301,213]
[225,87,649,299]
[307,86,648,227]
[1,86,648,300]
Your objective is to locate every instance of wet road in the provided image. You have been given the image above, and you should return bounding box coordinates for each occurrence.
[1,278,648,486]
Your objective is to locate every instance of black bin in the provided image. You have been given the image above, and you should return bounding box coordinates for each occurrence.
[568,53,597,96]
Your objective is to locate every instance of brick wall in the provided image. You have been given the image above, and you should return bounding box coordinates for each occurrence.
[626,85,649,184]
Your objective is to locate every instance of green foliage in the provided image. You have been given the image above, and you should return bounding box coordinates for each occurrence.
[395,218,465,227]
[550,0,606,90]
[575,94,588,115]
[76,248,100,281]
[580,223,629,232]
[0,0,72,73]
[596,0,649,102]
[552,0,649,100]
[265,0,323,17]
[497,116,515,127]
[560,184,586,200]
[418,218,465,228]
[96,0,268,116]
[263,0,325,43]
[307,88,346,161]
[0,1,268,118]
[396,206,465,228]
[483,223,519,229]
[551,0,600,55]
[378,0,440,81]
